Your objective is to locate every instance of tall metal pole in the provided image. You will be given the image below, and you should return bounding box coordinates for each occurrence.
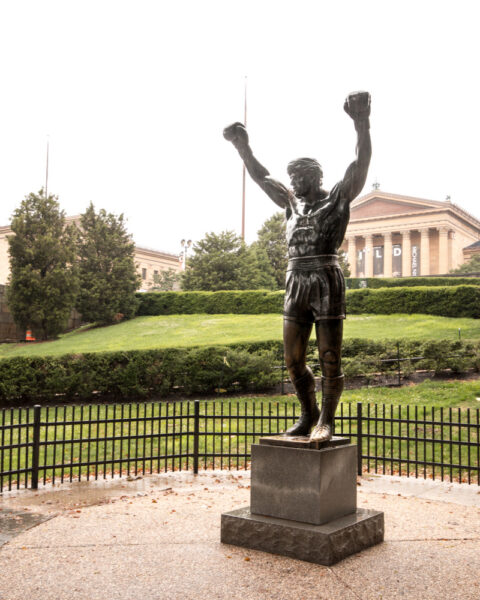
[180,239,192,271]
[241,77,247,239]
[45,135,50,198]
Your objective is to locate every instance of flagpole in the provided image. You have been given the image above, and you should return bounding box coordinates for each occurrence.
[45,135,50,197]
[241,77,247,239]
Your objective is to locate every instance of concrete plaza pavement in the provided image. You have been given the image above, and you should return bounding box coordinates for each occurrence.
[0,471,479,600]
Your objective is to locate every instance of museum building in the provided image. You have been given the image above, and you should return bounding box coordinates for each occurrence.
[341,190,480,277]
[0,217,182,290]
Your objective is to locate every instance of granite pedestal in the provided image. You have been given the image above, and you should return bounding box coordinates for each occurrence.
[221,436,384,565]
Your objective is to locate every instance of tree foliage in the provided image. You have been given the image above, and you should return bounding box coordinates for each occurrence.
[182,230,276,291]
[339,249,351,277]
[76,203,140,325]
[449,254,480,274]
[7,190,79,340]
[254,212,287,289]
[150,268,179,291]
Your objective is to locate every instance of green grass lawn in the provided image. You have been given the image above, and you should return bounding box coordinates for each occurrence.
[343,378,480,408]
[2,379,479,490]
[0,313,479,359]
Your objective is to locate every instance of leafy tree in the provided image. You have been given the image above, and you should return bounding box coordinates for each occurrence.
[182,230,276,291]
[449,254,480,274]
[76,203,140,325]
[151,268,179,291]
[7,190,79,340]
[242,244,278,290]
[254,212,288,289]
[339,249,351,277]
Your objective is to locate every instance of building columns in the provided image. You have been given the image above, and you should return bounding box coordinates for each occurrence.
[365,234,374,277]
[420,228,430,276]
[346,223,462,278]
[383,232,393,277]
[402,230,412,277]
[438,227,449,274]
[347,236,356,277]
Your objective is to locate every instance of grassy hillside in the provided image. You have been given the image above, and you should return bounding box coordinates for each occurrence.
[0,313,478,359]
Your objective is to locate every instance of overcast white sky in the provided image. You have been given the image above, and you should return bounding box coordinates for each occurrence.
[1,0,479,257]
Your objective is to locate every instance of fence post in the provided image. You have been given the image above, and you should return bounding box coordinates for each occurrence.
[31,405,41,490]
[193,400,200,475]
[356,402,363,476]
[396,342,401,387]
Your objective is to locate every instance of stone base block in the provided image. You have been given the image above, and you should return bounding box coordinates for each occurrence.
[251,441,357,525]
[221,507,384,566]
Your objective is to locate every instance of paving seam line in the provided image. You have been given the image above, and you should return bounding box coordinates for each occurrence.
[4,540,222,550]
[329,566,365,600]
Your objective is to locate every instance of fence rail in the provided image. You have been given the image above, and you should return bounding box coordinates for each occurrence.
[1,399,479,492]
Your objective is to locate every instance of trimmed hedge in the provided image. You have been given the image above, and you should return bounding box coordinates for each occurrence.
[0,346,278,407]
[137,290,284,315]
[137,285,480,319]
[347,285,480,318]
[345,276,480,289]
[341,338,480,378]
[136,279,480,316]
[1,338,478,407]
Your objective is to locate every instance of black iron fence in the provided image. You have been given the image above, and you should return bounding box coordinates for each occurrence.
[1,399,479,492]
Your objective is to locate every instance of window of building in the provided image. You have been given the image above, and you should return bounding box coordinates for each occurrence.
[142,268,147,280]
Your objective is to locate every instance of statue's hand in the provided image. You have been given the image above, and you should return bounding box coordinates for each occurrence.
[223,122,249,146]
[344,91,371,121]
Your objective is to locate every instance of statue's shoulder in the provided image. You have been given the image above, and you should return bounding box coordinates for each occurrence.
[326,181,350,211]
[328,181,343,200]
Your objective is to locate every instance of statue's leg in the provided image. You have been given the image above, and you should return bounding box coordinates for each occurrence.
[310,319,344,442]
[283,318,319,436]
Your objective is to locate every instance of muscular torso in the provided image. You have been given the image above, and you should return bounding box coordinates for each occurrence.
[286,183,350,258]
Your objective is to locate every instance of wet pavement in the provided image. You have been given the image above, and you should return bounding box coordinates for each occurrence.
[0,471,479,600]
[0,508,54,547]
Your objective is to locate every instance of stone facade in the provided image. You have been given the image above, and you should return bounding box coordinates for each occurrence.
[342,191,480,277]
[135,246,182,292]
[0,217,182,290]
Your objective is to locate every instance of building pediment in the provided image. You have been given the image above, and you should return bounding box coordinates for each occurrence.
[350,192,444,221]
[349,190,480,233]
[464,240,480,250]
[351,198,431,219]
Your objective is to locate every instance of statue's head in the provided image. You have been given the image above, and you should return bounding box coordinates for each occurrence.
[287,158,323,196]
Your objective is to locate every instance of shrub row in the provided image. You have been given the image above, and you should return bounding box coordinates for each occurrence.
[340,339,480,378]
[137,285,480,319]
[1,338,478,407]
[137,290,284,315]
[0,346,277,407]
[236,338,480,375]
[345,276,480,289]
[347,285,480,318]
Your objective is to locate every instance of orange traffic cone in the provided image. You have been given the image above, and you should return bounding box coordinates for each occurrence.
[25,329,36,342]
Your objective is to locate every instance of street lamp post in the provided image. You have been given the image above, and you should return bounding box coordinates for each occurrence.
[180,239,192,271]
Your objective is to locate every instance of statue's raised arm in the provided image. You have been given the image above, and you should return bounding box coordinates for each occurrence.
[223,122,289,209]
[339,91,372,202]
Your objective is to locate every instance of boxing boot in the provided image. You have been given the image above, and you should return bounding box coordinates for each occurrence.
[284,367,320,436]
[310,374,344,443]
